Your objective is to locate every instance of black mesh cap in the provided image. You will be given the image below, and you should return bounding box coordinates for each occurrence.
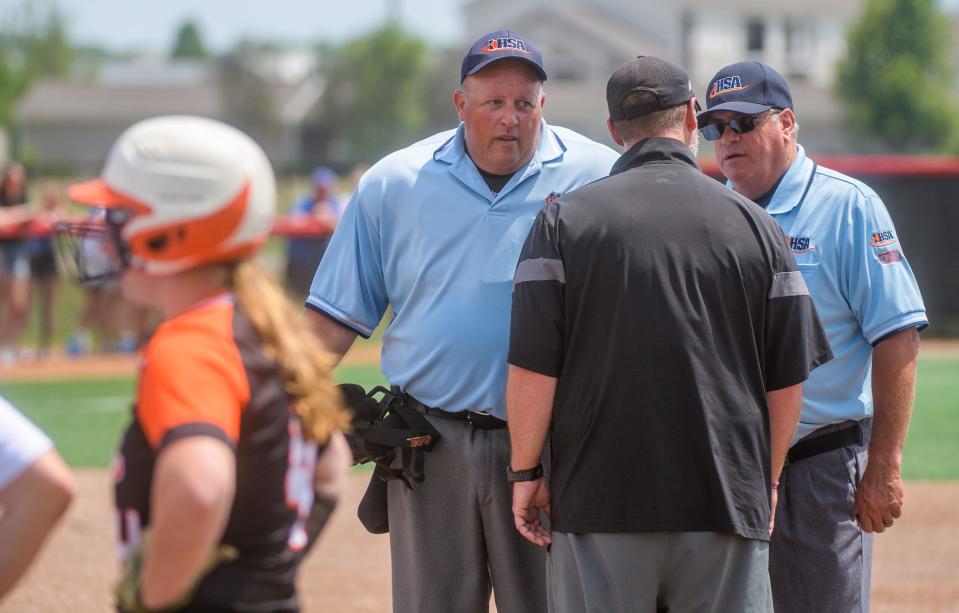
[606,56,697,120]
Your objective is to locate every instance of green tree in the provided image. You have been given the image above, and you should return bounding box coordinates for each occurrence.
[0,0,74,126]
[837,0,957,152]
[170,19,208,60]
[318,24,428,165]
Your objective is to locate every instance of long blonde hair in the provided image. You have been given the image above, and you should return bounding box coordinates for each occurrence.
[229,260,349,443]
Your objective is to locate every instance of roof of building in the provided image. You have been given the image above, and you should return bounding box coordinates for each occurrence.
[15,80,221,123]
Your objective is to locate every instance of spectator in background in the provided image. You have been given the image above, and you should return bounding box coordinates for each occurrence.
[284,167,343,299]
[0,394,74,601]
[28,182,65,361]
[0,163,33,365]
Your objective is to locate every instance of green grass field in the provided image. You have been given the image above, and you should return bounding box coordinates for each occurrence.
[0,364,386,468]
[1,358,956,479]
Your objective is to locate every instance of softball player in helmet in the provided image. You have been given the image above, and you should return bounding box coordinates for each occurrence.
[58,115,351,612]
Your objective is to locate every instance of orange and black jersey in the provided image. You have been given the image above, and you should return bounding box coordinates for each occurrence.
[114,294,328,613]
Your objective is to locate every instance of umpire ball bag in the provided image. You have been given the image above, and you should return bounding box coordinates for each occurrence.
[339,384,440,533]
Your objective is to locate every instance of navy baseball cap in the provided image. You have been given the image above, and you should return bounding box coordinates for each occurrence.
[698,61,793,120]
[460,30,547,83]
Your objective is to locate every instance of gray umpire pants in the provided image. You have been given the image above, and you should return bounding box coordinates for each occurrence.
[386,414,547,613]
[770,420,873,613]
[547,531,772,613]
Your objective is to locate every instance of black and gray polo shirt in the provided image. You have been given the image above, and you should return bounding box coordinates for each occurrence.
[508,137,832,540]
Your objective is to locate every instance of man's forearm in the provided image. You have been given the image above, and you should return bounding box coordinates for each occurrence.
[506,365,557,470]
[305,309,358,366]
[767,383,803,485]
[869,328,920,469]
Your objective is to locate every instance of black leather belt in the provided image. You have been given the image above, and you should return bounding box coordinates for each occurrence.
[787,421,864,465]
[403,395,507,431]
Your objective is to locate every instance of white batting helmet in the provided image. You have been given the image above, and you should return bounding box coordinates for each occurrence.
[66,115,276,276]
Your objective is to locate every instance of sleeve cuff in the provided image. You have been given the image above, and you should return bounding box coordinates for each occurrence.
[304,300,374,339]
[864,313,929,345]
[158,422,237,452]
[507,352,562,378]
[871,321,928,346]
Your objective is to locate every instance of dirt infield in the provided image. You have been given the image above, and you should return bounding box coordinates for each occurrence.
[1,341,957,611]
[1,471,957,613]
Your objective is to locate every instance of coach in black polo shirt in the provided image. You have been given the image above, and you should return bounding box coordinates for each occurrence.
[505,55,833,612]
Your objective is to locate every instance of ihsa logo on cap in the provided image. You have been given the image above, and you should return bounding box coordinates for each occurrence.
[482,36,533,54]
[709,76,750,99]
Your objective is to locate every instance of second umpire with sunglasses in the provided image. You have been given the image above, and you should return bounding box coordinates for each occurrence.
[698,61,928,613]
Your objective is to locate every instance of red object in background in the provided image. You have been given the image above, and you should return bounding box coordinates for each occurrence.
[0,216,55,239]
[270,215,335,237]
[7,155,959,238]
[0,215,337,239]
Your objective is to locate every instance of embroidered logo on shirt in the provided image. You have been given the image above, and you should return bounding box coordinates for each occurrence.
[544,192,561,206]
[876,249,903,264]
[789,236,816,254]
[870,230,896,248]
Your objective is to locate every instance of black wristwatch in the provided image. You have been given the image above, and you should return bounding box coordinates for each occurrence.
[507,463,544,482]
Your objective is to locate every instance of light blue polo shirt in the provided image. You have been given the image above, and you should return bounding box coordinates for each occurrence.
[744,145,928,441]
[307,120,618,418]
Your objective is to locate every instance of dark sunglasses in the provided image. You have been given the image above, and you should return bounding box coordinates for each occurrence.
[699,110,781,141]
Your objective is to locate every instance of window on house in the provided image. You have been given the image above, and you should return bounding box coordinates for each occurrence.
[785,17,813,79]
[746,18,765,52]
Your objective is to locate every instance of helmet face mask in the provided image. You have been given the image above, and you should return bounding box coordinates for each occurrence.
[55,208,133,286]
[60,116,276,281]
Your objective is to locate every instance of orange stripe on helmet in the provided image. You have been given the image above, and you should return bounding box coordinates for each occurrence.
[126,181,253,267]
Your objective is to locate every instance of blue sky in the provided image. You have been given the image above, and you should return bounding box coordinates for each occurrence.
[0,0,467,52]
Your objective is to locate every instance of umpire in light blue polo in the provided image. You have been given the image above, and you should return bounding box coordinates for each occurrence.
[305,30,619,613]
[698,61,929,613]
